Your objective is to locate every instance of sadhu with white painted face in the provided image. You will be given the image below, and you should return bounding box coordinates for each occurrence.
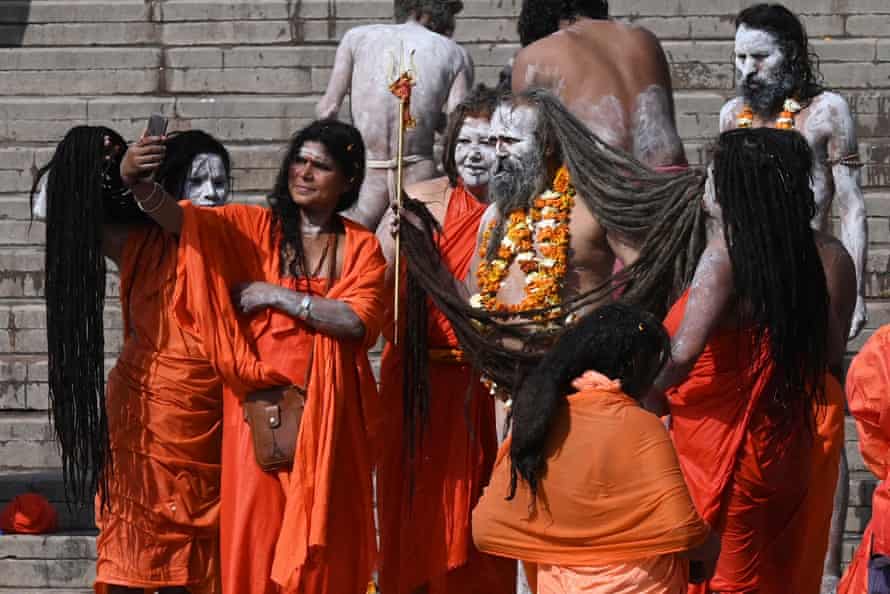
[156,130,232,207]
[511,0,687,170]
[32,125,236,594]
[720,2,866,340]
[375,84,516,594]
[119,119,387,594]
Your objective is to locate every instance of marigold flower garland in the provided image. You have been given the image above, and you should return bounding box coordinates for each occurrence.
[470,165,574,321]
[737,98,801,130]
[468,165,575,403]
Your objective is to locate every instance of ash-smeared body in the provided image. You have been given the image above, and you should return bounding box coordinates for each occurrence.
[720,25,868,337]
[317,20,472,229]
[512,19,686,168]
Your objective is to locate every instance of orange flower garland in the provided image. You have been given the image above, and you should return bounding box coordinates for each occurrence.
[470,165,575,322]
[737,98,801,130]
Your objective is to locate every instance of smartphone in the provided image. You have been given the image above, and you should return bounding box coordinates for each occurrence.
[146,113,168,137]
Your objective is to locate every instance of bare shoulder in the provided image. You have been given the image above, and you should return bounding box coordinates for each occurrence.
[719,97,745,131]
[405,176,450,203]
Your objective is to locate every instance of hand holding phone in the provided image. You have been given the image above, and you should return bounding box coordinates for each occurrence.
[146,113,168,138]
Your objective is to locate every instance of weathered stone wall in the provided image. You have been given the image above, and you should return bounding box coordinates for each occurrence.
[0,0,888,583]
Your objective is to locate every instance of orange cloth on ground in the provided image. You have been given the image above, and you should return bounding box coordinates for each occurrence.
[94,226,226,594]
[786,373,845,594]
[0,493,58,534]
[664,290,813,594]
[472,385,710,587]
[378,182,514,594]
[174,203,386,594]
[839,325,890,594]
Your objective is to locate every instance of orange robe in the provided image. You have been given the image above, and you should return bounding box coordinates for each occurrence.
[664,291,814,594]
[173,203,386,594]
[96,226,224,594]
[472,385,710,593]
[786,373,845,594]
[377,183,514,594]
[839,325,890,594]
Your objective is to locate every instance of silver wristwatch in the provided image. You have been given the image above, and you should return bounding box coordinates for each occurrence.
[298,294,313,320]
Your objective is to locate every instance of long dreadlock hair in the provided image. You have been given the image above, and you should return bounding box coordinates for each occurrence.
[267,119,365,281]
[154,130,231,200]
[399,88,705,396]
[508,303,670,502]
[713,128,828,430]
[402,84,499,466]
[32,126,150,504]
[736,3,824,106]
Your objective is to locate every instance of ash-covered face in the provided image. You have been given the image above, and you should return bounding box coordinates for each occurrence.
[489,103,546,212]
[735,25,794,116]
[184,153,229,206]
[454,116,495,192]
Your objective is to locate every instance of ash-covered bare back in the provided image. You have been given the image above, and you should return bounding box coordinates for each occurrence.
[318,21,472,229]
[512,19,685,168]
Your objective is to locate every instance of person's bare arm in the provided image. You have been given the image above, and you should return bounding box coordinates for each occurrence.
[120,134,183,235]
[826,96,867,338]
[817,232,857,376]
[316,31,355,120]
[444,58,471,115]
[644,234,734,414]
[233,282,365,340]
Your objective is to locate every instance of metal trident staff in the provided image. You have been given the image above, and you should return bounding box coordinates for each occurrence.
[388,60,416,345]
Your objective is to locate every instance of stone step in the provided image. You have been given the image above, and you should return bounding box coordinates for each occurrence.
[0,532,96,589]
[0,413,61,470]
[0,470,95,531]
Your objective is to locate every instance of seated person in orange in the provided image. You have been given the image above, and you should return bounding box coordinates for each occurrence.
[375,84,515,594]
[119,120,387,594]
[473,302,719,593]
[645,128,852,594]
[839,325,890,594]
[32,125,232,594]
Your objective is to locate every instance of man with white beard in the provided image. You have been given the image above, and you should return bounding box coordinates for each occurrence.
[394,88,708,594]
[719,3,866,339]
[719,6,865,593]
[317,0,473,230]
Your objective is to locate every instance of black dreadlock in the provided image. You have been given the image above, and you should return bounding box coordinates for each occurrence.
[32,126,149,504]
[399,88,705,397]
[508,303,670,501]
[713,128,828,430]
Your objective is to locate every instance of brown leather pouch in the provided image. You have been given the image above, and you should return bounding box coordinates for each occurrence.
[242,231,337,473]
[243,384,307,472]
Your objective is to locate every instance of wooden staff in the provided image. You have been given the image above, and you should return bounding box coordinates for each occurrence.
[388,70,416,344]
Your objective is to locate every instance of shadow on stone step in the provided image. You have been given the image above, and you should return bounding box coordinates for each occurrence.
[0,0,31,47]
[0,470,95,531]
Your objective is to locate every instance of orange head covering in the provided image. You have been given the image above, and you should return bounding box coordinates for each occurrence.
[0,493,58,534]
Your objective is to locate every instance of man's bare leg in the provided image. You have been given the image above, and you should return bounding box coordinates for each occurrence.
[822,451,849,593]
